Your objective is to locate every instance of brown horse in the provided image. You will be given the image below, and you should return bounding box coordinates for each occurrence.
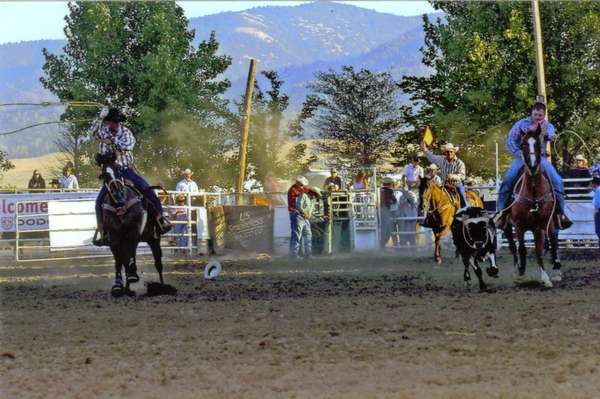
[502,127,561,287]
[422,178,483,264]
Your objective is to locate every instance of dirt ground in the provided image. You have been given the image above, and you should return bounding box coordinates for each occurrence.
[2,251,600,399]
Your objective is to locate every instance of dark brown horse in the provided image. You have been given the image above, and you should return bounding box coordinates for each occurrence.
[97,153,174,297]
[502,127,561,287]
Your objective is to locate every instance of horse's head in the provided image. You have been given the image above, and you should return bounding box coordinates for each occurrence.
[97,152,126,206]
[520,125,543,175]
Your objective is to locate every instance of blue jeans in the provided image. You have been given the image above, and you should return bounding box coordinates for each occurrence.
[96,167,163,222]
[497,158,565,211]
[455,183,468,208]
[289,214,312,257]
[595,212,600,254]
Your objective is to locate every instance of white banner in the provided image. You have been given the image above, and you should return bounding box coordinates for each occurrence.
[48,200,96,247]
[0,192,97,232]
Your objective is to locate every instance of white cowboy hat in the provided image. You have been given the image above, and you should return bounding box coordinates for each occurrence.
[204,259,222,280]
[295,175,308,186]
[182,168,193,175]
[428,163,439,170]
[442,143,459,153]
[574,154,587,162]
[382,176,395,184]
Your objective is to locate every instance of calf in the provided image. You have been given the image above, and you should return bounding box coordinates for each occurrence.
[451,207,499,291]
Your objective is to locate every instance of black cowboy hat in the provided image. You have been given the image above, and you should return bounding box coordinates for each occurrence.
[104,108,125,123]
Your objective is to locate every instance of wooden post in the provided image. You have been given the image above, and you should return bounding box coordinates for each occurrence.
[531,0,551,156]
[237,59,257,205]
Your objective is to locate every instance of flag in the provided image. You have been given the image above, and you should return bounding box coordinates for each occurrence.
[423,126,434,146]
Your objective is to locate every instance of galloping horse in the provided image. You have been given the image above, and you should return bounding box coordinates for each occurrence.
[501,127,561,287]
[96,153,174,297]
[421,177,484,264]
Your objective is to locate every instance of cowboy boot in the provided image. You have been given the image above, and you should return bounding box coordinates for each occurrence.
[157,216,172,234]
[92,218,110,246]
[555,208,573,230]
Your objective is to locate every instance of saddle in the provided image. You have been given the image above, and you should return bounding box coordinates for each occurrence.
[443,183,461,209]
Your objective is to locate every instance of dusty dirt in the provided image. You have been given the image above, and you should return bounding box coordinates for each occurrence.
[2,252,600,398]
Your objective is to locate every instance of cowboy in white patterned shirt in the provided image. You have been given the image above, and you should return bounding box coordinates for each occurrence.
[422,142,469,208]
[90,107,171,245]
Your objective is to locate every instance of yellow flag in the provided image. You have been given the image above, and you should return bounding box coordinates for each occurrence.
[423,126,434,146]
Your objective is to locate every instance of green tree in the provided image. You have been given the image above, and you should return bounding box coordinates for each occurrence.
[40,1,233,187]
[294,66,404,169]
[0,150,15,182]
[401,1,600,177]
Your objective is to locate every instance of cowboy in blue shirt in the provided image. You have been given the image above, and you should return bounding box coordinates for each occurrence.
[496,102,571,229]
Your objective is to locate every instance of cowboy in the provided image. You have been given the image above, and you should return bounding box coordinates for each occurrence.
[288,176,308,257]
[591,153,600,178]
[176,168,199,193]
[90,106,171,246]
[564,154,592,199]
[421,142,469,208]
[292,186,321,258]
[495,102,571,229]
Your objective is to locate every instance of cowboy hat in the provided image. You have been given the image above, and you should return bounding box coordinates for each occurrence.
[574,154,587,162]
[296,175,308,186]
[428,163,439,170]
[382,176,396,184]
[104,108,125,123]
[182,168,193,175]
[309,186,322,197]
[442,143,459,153]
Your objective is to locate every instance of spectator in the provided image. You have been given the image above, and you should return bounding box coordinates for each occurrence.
[176,168,199,193]
[380,176,397,249]
[351,170,369,190]
[323,167,344,191]
[288,176,308,258]
[428,164,443,187]
[292,186,321,258]
[28,170,46,192]
[403,154,424,194]
[59,166,79,190]
[49,179,60,192]
[564,154,592,199]
[593,177,600,254]
[264,172,280,193]
[171,194,188,252]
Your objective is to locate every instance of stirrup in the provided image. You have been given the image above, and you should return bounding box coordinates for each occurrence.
[555,213,573,230]
[157,217,172,234]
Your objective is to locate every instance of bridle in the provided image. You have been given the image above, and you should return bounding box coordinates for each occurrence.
[101,163,140,216]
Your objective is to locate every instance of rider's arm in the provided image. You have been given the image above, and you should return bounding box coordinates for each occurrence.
[425,150,445,167]
[113,127,136,151]
[542,121,556,141]
[505,120,523,157]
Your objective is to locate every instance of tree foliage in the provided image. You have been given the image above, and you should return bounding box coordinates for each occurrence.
[294,66,404,169]
[0,150,14,182]
[41,1,233,187]
[401,1,600,177]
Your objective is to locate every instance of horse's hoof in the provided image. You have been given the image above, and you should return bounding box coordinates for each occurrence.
[435,257,442,265]
[550,269,563,282]
[486,266,499,278]
[111,284,124,298]
[126,272,140,284]
[479,285,488,293]
[124,287,136,297]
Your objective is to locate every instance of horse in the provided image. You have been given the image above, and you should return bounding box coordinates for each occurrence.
[421,177,484,264]
[501,127,561,287]
[96,153,175,297]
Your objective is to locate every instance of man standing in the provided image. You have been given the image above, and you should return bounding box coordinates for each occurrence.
[380,176,397,249]
[176,168,199,193]
[403,154,424,194]
[421,142,469,208]
[293,186,321,258]
[323,167,343,191]
[593,177,600,254]
[495,102,571,229]
[564,154,592,199]
[59,166,79,190]
[288,176,308,258]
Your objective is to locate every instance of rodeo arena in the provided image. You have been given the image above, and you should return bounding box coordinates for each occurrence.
[3,3,600,399]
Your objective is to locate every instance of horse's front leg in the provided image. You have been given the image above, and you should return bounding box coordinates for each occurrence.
[548,229,562,282]
[503,226,519,272]
[110,245,125,297]
[148,237,164,285]
[515,228,527,278]
[124,233,140,286]
[534,228,552,288]
[434,235,442,265]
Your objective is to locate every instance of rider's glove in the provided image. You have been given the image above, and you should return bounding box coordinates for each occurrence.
[99,106,109,118]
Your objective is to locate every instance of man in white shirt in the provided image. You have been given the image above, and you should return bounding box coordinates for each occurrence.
[59,166,79,190]
[403,154,424,193]
[176,169,199,193]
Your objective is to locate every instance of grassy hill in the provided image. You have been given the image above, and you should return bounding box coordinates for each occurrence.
[0,152,70,189]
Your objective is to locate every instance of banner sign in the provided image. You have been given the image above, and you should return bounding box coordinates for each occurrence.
[0,192,97,233]
[222,206,273,252]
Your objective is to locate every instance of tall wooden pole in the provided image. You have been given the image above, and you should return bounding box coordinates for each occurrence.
[237,58,257,204]
[531,0,551,156]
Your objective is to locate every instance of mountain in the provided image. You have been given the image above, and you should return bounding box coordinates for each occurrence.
[0,2,432,159]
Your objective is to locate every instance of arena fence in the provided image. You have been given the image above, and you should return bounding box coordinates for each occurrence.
[2,176,598,262]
